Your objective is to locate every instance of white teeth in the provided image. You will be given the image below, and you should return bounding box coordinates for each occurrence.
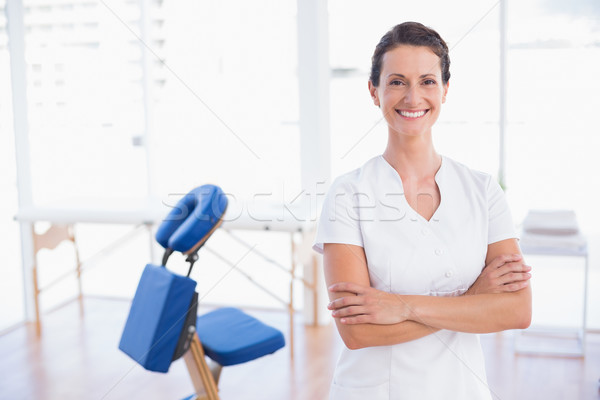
[399,110,426,118]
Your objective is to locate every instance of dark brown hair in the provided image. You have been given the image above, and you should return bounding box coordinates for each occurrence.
[369,22,450,86]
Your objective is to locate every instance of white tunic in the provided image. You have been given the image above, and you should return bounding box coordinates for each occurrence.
[313,155,516,400]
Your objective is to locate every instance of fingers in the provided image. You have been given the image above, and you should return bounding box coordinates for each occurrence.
[497,261,531,273]
[502,280,530,292]
[490,260,532,292]
[327,295,369,322]
[331,305,366,318]
[494,261,532,280]
[327,295,364,310]
[328,282,370,295]
[339,315,372,325]
[498,271,531,286]
[486,253,523,271]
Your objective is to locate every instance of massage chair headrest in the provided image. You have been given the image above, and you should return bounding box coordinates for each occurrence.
[155,184,228,255]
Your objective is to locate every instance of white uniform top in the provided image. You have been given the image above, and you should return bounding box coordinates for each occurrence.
[313,155,517,400]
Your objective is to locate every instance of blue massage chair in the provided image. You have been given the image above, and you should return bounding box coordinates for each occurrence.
[119,184,286,400]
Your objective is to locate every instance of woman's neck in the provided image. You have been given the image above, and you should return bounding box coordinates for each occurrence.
[382,133,441,180]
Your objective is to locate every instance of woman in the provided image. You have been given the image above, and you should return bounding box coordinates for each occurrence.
[313,22,532,399]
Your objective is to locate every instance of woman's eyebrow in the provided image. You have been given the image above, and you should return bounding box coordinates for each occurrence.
[386,73,436,79]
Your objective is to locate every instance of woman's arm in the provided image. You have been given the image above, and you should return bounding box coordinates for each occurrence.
[406,238,532,332]
[323,243,440,349]
[329,239,532,336]
[324,239,531,349]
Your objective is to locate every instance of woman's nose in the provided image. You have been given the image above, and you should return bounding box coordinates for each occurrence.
[404,85,420,105]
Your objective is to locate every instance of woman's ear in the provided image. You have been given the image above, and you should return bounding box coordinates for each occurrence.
[368,81,380,107]
[442,81,449,104]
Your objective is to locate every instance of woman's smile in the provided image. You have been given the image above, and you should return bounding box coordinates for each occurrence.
[396,109,429,119]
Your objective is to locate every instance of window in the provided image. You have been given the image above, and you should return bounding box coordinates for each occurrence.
[6,0,304,315]
[506,0,600,329]
[150,1,301,201]
[0,0,25,331]
[506,0,600,231]
[22,0,155,204]
[149,0,302,308]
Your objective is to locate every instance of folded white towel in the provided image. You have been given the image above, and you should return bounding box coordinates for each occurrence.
[522,209,579,235]
[519,231,587,250]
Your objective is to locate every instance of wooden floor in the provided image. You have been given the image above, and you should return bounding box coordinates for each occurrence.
[1,298,599,400]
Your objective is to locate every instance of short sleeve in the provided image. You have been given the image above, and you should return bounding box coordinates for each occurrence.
[312,177,364,254]
[487,177,518,244]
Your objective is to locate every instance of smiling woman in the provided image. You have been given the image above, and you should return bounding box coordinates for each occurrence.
[369,45,448,147]
[312,22,531,400]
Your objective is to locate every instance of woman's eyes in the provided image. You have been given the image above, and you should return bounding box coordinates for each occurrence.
[389,79,437,86]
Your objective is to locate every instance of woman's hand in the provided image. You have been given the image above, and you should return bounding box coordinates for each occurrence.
[327,282,410,325]
[466,253,531,295]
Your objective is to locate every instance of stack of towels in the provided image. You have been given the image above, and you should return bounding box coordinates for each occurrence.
[519,210,587,254]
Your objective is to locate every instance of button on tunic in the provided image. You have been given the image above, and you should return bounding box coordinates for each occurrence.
[313,155,516,400]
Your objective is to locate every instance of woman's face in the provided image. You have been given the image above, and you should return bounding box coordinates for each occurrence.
[369,45,448,138]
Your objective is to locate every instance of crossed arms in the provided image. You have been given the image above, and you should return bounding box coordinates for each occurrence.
[324,239,532,350]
